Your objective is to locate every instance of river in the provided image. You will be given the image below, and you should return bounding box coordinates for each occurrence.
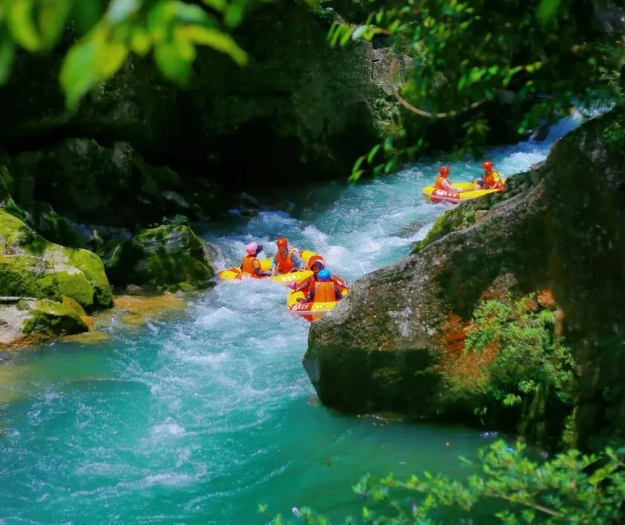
[0,114,580,525]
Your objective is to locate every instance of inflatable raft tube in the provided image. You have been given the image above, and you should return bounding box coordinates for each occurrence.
[422,182,504,204]
[286,287,349,322]
[217,249,321,285]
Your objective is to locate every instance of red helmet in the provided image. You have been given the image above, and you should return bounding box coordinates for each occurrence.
[276,237,288,247]
[482,161,493,170]
[440,166,450,176]
[308,255,325,270]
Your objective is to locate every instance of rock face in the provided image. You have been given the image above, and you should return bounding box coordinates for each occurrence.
[0,297,90,348]
[304,107,625,449]
[0,0,397,196]
[0,209,113,311]
[99,224,216,293]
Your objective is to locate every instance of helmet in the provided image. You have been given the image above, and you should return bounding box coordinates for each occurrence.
[317,269,331,281]
[482,161,493,170]
[308,255,325,270]
[440,166,450,176]
[246,241,258,255]
[276,237,288,247]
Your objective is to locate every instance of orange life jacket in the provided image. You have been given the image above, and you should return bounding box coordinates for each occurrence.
[485,170,504,189]
[314,281,336,303]
[241,255,262,278]
[275,247,296,273]
[434,176,447,190]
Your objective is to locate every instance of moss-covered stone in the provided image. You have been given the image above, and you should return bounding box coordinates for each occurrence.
[29,201,83,248]
[0,209,113,312]
[22,298,89,338]
[100,224,216,291]
[61,295,87,317]
[66,248,114,308]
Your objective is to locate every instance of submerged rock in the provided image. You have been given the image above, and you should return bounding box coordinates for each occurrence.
[99,224,216,293]
[304,107,625,449]
[0,209,113,312]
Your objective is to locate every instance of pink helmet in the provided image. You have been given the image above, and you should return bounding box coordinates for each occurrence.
[246,242,258,255]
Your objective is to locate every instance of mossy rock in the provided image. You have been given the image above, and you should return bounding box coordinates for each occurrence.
[0,210,113,311]
[22,298,89,338]
[412,172,534,254]
[29,201,83,248]
[101,224,216,291]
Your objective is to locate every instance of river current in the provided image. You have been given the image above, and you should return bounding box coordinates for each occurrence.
[0,115,580,525]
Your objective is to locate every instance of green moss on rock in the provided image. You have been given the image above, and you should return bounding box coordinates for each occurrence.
[66,248,114,308]
[22,298,89,338]
[0,209,112,311]
[412,172,534,254]
[101,224,216,291]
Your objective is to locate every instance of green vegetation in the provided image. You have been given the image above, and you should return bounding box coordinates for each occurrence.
[465,294,574,409]
[0,0,272,109]
[327,0,625,179]
[265,440,625,525]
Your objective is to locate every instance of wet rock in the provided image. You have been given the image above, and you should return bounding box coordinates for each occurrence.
[0,208,113,312]
[99,224,216,293]
[304,107,625,449]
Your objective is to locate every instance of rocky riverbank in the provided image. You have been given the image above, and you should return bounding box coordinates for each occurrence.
[304,107,625,451]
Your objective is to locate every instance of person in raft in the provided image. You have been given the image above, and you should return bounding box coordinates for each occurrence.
[475,161,505,190]
[272,237,305,275]
[296,269,344,303]
[291,258,350,295]
[241,242,271,278]
[434,166,466,195]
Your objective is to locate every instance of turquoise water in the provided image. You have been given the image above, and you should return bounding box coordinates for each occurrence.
[0,116,580,525]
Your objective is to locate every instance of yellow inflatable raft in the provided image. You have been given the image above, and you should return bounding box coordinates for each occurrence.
[422,182,504,204]
[217,249,321,285]
[286,287,349,322]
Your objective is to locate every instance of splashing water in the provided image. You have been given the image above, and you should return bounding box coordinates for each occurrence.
[0,115,581,525]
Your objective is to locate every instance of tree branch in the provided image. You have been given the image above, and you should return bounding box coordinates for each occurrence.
[389,58,487,118]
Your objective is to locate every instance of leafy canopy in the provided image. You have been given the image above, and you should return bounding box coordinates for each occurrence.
[329,0,625,180]
[0,0,270,109]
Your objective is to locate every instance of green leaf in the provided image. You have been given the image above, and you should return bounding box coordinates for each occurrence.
[37,0,73,48]
[95,41,129,79]
[174,26,197,61]
[224,2,245,28]
[154,42,191,84]
[60,40,100,110]
[536,0,561,25]
[131,26,152,56]
[147,1,171,44]
[173,1,212,24]
[353,155,365,172]
[367,144,381,163]
[348,170,364,183]
[6,0,41,51]
[177,25,247,65]
[202,0,227,11]
[107,0,142,23]
[0,33,15,84]
[351,25,367,41]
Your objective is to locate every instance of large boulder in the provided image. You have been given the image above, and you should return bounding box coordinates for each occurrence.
[99,224,216,293]
[0,209,113,311]
[304,107,625,450]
